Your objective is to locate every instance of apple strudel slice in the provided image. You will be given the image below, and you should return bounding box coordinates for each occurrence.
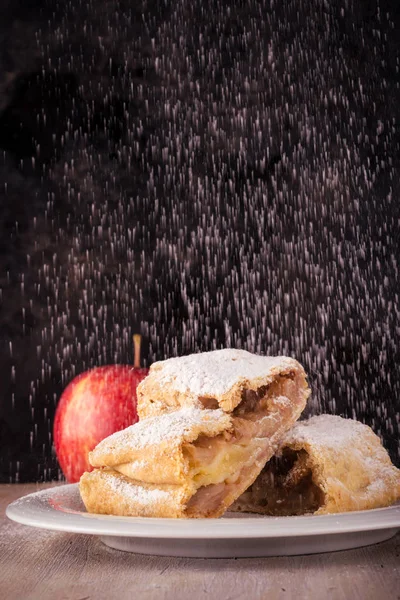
[80,377,306,518]
[232,414,400,516]
[137,349,309,419]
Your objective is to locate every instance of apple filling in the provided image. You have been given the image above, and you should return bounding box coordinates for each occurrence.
[234,449,326,516]
[182,418,256,487]
[182,373,303,516]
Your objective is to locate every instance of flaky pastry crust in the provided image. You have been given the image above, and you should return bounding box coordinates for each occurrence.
[89,408,231,485]
[137,349,309,418]
[233,415,400,515]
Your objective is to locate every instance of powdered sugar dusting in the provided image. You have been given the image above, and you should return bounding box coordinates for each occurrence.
[284,415,400,498]
[286,414,378,449]
[286,415,400,482]
[101,470,177,507]
[90,407,231,458]
[149,349,299,397]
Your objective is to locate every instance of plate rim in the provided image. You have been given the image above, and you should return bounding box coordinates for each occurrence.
[6,483,400,540]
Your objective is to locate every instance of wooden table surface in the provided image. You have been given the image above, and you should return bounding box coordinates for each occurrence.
[1,484,399,600]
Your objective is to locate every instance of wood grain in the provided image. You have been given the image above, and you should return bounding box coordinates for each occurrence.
[1,484,399,600]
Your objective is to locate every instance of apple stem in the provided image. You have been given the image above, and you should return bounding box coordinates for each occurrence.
[133,334,142,368]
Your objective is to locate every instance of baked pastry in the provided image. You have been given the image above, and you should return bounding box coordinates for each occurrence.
[232,415,400,515]
[137,348,310,419]
[80,375,307,518]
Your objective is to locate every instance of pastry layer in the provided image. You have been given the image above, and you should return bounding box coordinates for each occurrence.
[137,349,309,418]
[89,408,231,486]
[80,371,308,518]
[79,469,192,519]
[232,414,400,515]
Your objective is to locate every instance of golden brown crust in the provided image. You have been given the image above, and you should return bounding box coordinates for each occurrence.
[89,408,232,485]
[79,469,194,518]
[233,415,400,515]
[137,349,309,418]
[294,423,400,514]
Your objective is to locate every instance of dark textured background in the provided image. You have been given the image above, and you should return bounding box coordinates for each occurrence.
[0,0,399,482]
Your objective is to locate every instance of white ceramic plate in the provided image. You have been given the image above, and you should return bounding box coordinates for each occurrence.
[6,484,400,558]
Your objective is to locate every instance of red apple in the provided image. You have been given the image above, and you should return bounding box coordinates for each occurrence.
[54,335,148,482]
